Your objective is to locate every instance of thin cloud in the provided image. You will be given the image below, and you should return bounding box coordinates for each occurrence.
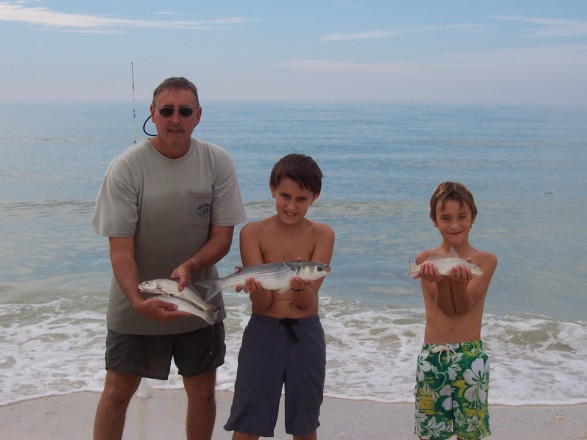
[271,45,587,105]
[493,15,587,37]
[321,24,484,42]
[273,59,402,72]
[0,1,244,31]
[274,43,587,74]
[321,30,404,42]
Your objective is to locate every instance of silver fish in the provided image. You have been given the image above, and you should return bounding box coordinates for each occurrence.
[196,261,331,302]
[138,279,219,324]
[408,254,483,277]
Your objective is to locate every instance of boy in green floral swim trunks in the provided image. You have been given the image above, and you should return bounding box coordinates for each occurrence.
[411,182,498,440]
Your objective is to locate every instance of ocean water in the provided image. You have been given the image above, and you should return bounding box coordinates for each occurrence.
[1,102,586,407]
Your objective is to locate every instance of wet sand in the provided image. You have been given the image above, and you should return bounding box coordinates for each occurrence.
[1,390,586,439]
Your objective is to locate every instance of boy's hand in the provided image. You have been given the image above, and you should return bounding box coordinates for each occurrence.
[415,261,443,283]
[289,276,310,292]
[235,276,263,294]
[448,264,473,284]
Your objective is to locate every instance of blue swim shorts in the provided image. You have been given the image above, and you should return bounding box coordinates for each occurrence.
[224,314,326,437]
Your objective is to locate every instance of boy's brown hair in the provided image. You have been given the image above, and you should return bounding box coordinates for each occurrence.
[270,153,323,195]
[429,181,478,221]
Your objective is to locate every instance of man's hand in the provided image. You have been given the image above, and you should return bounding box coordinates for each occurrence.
[133,297,191,323]
[170,261,193,291]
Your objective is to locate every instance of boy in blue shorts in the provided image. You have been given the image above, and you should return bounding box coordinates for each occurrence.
[411,181,498,440]
[224,154,335,440]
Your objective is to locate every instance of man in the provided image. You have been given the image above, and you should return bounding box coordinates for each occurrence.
[93,77,246,440]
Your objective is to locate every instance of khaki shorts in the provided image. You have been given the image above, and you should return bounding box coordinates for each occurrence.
[414,340,491,440]
[105,322,225,379]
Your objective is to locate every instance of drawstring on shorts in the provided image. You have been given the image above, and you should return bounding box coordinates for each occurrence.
[431,344,457,365]
[209,323,215,355]
[279,318,300,343]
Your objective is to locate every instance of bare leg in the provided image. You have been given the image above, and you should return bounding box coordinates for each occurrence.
[294,432,317,440]
[232,430,315,439]
[183,369,217,440]
[232,432,260,440]
[93,371,141,440]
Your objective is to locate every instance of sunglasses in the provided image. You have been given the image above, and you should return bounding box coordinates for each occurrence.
[157,106,198,118]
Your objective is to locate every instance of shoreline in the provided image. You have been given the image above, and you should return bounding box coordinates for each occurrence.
[1,390,586,439]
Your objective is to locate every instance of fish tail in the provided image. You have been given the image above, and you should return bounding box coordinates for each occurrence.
[408,261,418,277]
[201,308,219,325]
[194,279,223,302]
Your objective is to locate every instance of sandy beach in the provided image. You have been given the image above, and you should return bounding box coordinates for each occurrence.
[0,390,585,439]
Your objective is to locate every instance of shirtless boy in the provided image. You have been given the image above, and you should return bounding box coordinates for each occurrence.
[224,153,335,440]
[412,181,498,440]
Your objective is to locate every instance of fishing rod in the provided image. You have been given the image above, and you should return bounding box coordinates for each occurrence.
[131,61,137,143]
[130,62,154,399]
[131,62,157,138]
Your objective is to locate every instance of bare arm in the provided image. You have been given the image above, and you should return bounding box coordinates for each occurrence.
[290,224,335,310]
[238,223,274,311]
[448,253,498,315]
[171,224,235,289]
[238,220,335,313]
[109,236,189,322]
[416,251,497,316]
[414,251,454,314]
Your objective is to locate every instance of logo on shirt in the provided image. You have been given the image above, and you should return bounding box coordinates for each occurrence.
[196,203,211,217]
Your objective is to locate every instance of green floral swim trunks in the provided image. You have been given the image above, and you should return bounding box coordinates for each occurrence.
[414,340,491,440]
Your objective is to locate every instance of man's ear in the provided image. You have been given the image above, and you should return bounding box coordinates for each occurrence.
[270,184,276,198]
[193,106,203,129]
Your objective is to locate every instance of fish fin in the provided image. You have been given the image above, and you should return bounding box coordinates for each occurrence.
[446,247,460,258]
[158,296,218,324]
[203,289,222,302]
[284,261,299,270]
[427,254,443,261]
[179,286,217,311]
[200,309,219,325]
[408,260,419,277]
[277,287,289,295]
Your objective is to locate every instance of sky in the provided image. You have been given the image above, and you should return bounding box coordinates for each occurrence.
[1,0,587,105]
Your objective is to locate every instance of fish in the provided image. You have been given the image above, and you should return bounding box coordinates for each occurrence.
[196,261,331,302]
[408,249,483,278]
[151,295,219,324]
[138,279,219,324]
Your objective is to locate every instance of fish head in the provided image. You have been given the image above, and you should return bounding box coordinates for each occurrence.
[289,261,331,281]
[138,280,162,294]
[467,262,484,276]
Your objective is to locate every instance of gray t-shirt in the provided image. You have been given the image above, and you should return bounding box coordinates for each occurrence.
[93,138,246,335]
